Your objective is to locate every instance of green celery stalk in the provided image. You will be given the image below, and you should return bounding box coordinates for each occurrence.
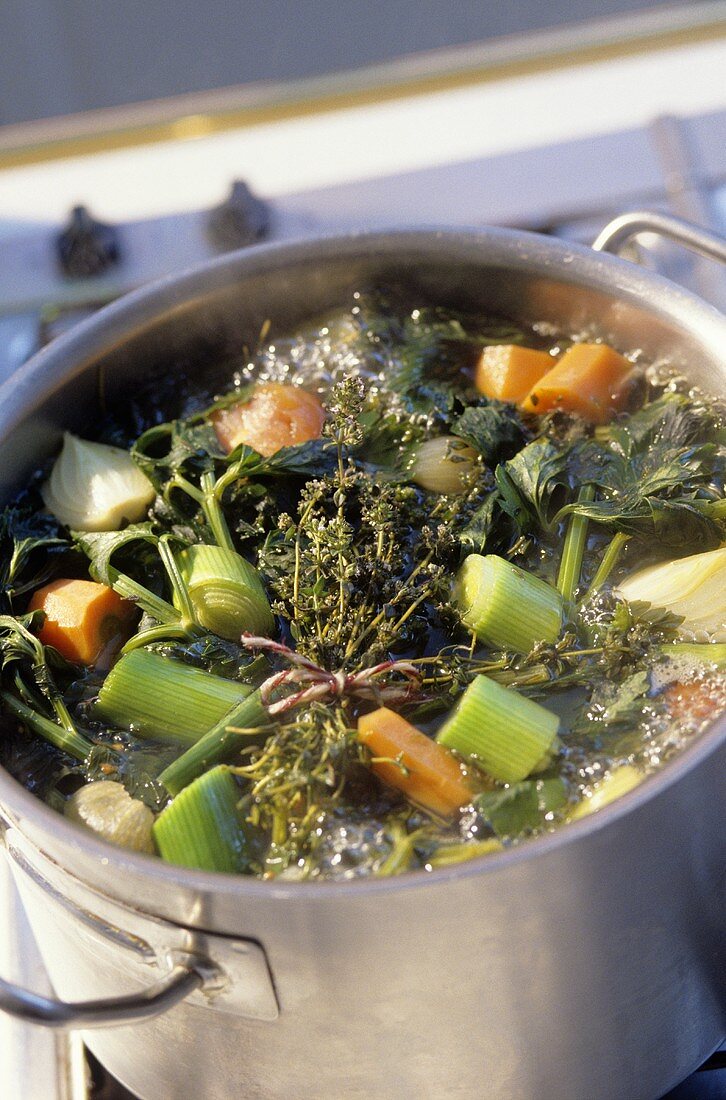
[1,690,93,762]
[557,484,595,601]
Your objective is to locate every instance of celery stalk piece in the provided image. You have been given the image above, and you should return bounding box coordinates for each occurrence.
[153,765,246,873]
[95,650,252,743]
[159,689,270,796]
[436,675,560,783]
[454,554,563,654]
[568,765,643,821]
[175,544,274,640]
[616,546,726,635]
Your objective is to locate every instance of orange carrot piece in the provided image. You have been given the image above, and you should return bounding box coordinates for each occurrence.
[475,345,555,403]
[28,579,137,667]
[520,343,634,424]
[211,382,326,457]
[358,706,473,818]
[662,680,723,725]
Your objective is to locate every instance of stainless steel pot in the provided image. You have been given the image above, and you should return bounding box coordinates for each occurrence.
[0,214,725,1100]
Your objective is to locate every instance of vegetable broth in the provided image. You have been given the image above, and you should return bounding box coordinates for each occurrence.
[1,290,724,880]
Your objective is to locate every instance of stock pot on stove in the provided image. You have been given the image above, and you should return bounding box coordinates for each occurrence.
[0,213,725,1100]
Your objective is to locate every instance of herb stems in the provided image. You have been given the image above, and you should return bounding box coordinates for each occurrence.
[586,531,630,598]
[1,690,93,762]
[557,485,595,601]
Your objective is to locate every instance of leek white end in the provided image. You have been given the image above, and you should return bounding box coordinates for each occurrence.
[43,432,155,531]
[454,553,563,654]
[615,546,726,636]
[175,544,275,640]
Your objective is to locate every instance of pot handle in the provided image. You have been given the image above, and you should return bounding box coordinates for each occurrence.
[592,210,726,264]
[0,960,205,1029]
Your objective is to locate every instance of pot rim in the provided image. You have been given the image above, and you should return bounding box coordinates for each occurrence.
[0,225,724,902]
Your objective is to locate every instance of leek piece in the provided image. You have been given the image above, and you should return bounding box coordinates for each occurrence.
[43,433,155,532]
[454,554,563,654]
[175,544,274,640]
[659,643,726,670]
[95,650,251,743]
[410,436,479,494]
[616,546,726,635]
[475,777,568,838]
[1,690,93,762]
[557,484,595,601]
[153,765,245,873]
[569,765,642,821]
[159,689,269,796]
[436,675,560,783]
[66,781,155,853]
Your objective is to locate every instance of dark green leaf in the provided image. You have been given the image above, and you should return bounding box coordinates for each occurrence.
[453,401,526,466]
[475,777,568,838]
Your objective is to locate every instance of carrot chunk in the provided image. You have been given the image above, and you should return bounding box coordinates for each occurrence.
[475,345,555,403]
[358,706,473,818]
[520,343,634,424]
[211,383,326,457]
[662,680,723,725]
[28,579,137,667]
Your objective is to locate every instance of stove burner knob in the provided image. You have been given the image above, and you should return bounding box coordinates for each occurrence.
[207,180,270,250]
[56,205,121,278]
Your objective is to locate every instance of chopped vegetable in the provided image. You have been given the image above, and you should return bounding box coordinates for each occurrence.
[520,343,635,423]
[475,344,555,403]
[43,432,155,531]
[159,689,269,796]
[436,675,560,783]
[410,435,480,493]
[175,544,274,640]
[568,765,643,820]
[95,649,252,742]
[454,553,563,653]
[153,765,247,872]
[66,781,155,853]
[211,382,326,456]
[660,643,726,670]
[661,679,724,724]
[358,706,473,819]
[28,578,137,666]
[616,546,726,636]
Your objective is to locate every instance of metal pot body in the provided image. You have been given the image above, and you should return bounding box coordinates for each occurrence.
[0,230,724,1100]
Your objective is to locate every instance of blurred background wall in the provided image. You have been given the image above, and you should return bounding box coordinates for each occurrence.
[0,0,704,125]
